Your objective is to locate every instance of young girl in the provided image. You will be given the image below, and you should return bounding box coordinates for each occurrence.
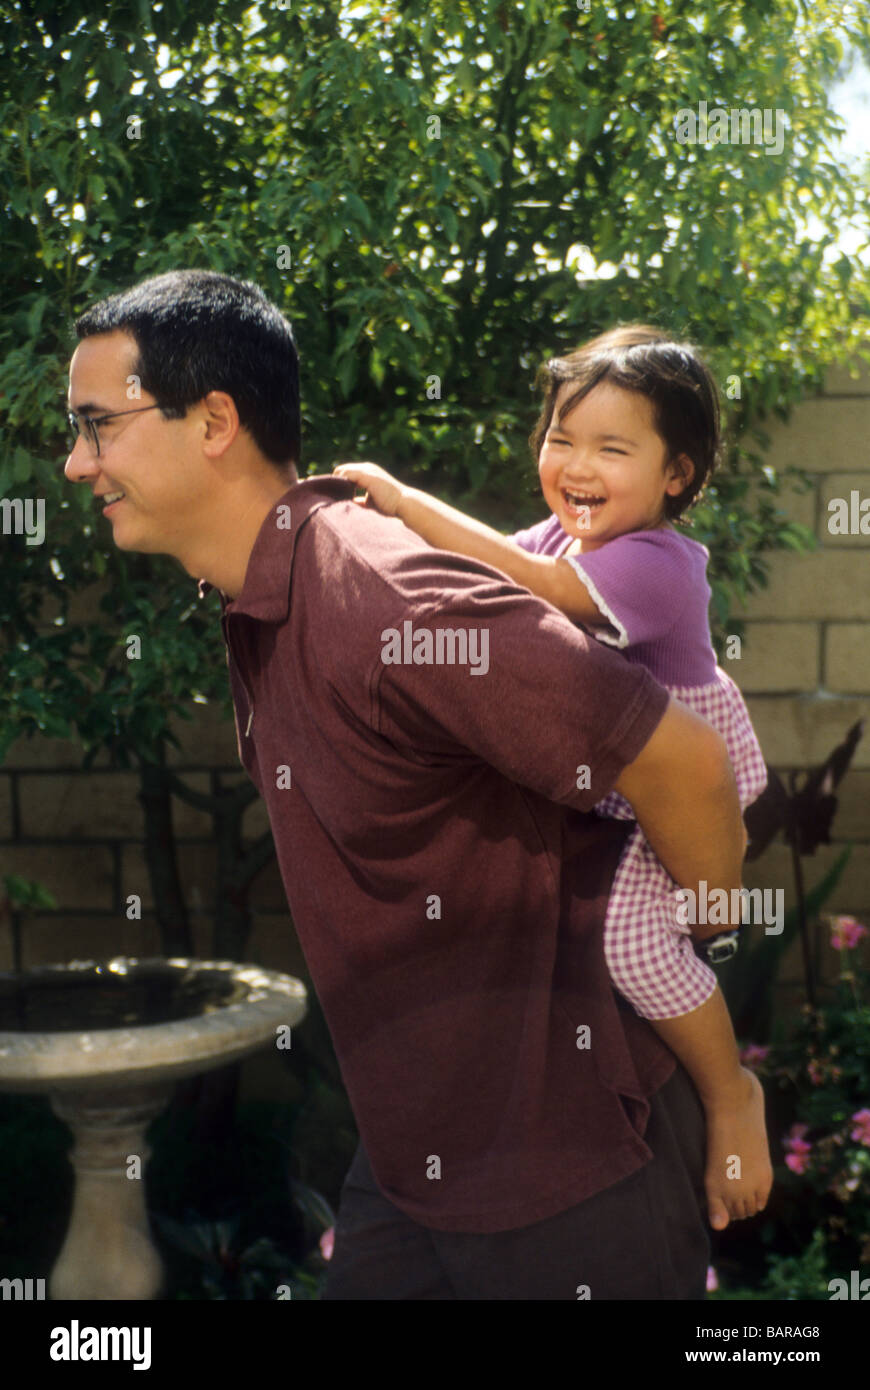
[334,323,773,1232]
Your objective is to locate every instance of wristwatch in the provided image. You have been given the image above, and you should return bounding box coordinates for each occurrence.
[697,930,741,965]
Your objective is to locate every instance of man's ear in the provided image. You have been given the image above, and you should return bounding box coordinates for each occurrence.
[665,452,695,497]
[201,390,240,457]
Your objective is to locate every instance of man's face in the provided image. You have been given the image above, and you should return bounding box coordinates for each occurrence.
[65,330,206,555]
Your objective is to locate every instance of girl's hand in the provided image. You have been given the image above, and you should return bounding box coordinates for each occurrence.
[333,462,406,517]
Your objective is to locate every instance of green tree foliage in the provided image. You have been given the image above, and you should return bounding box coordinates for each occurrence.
[2,0,870,757]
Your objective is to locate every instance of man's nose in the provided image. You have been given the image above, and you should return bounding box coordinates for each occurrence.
[64,438,98,483]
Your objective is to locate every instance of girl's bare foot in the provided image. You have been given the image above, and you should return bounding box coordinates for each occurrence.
[703,1067,773,1231]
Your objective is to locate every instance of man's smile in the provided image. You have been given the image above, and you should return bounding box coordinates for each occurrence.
[96,489,126,513]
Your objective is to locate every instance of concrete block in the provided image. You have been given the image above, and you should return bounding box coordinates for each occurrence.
[735,551,870,620]
[19,773,142,839]
[736,623,820,693]
[248,854,289,913]
[122,840,287,915]
[832,770,870,840]
[742,841,870,922]
[20,771,216,840]
[0,844,114,911]
[825,624,870,694]
[245,795,272,840]
[0,775,13,840]
[121,842,209,913]
[824,360,870,396]
[818,473,870,548]
[3,734,110,770]
[742,473,818,531]
[744,695,870,768]
[166,704,240,768]
[218,775,272,839]
[761,399,870,473]
[20,914,162,970]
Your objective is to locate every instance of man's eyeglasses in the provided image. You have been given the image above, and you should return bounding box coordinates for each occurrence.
[67,404,163,458]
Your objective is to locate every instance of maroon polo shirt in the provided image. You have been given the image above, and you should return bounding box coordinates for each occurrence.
[198,475,677,1233]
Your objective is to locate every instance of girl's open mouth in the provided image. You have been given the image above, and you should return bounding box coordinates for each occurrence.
[563,488,605,519]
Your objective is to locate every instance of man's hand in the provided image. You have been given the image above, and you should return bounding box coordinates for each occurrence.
[333,462,406,516]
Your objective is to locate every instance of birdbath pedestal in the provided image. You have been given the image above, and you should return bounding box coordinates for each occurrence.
[0,957,307,1300]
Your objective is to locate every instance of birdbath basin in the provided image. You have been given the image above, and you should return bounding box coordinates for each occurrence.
[0,956,306,1300]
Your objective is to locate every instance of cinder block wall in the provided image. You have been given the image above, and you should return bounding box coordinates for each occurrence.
[736,360,870,1006]
[2,361,869,1020]
[0,709,304,981]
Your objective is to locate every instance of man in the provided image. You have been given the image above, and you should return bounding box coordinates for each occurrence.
[65,269,745,1300]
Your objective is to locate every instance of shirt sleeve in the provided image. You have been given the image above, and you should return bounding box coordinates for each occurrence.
[509,523,540,552]
[371,568,670,814]
[509,515,564,554]
[565,531,696,650]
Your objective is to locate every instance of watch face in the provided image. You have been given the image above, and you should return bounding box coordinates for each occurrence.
[708,938,739,964]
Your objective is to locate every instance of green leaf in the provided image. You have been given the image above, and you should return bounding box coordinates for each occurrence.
[26,298,48,337]
[104,46,127,88]
[439,206,458,243]
[344,192,372,232]
[477,148,500,185]
[369,348,385,388]
[432,164,449,201]
[13,448,33,484]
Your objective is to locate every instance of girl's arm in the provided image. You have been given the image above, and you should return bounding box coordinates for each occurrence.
[333,462,607,627]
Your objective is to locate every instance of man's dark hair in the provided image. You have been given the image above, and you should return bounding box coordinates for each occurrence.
[74,269,301,471]
[529,324,721,521]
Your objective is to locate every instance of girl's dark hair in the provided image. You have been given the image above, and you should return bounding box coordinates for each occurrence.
[528,324,721,521]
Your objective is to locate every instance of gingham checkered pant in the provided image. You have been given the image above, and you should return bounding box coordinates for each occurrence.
[597,667,769,1021]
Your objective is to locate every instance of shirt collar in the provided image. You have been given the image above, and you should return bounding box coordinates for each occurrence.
[197,475,357,622]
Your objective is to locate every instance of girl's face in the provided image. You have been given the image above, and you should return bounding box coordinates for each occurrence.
[538,380,693,552]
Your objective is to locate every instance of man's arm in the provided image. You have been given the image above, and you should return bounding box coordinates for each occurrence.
[614,696,745,939]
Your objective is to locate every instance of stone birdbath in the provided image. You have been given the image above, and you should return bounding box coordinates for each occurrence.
[0,956,306,1300]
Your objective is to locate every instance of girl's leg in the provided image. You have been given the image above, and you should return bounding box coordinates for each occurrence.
[603,844,772,1229]
[648,988,772,1232]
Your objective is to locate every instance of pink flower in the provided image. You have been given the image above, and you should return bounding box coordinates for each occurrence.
[319,1226,334,1261]
[784,1123,813,1175]
[785,1152,811,1174]
[807,1059,825,1085]
[706,1265,719,1292]
[740,1044,770,1070]
[850,1109,870,1146]
[830,916,868,950]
